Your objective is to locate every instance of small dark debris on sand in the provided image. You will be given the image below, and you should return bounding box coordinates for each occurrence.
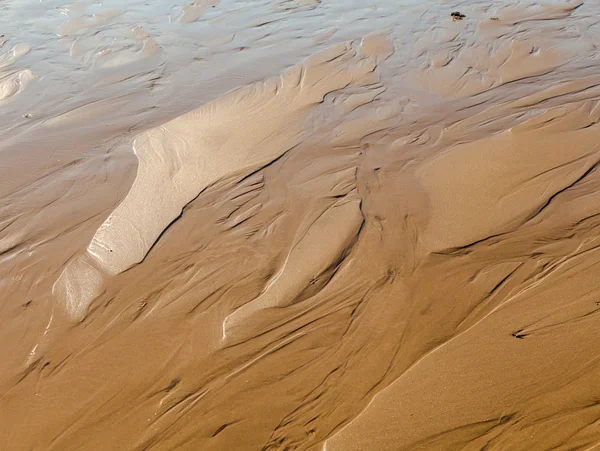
[451,11,466,21]
[490,17,499,21]
[511,331,527,339]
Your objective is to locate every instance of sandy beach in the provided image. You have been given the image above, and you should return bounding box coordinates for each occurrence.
[2,0,600,449]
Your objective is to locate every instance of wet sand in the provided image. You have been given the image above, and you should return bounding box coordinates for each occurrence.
[2,0,600,449]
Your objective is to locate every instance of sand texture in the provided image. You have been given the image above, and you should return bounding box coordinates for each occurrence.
[2,0,600,449]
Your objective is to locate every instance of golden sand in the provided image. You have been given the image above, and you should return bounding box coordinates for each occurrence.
[1,0,600,449]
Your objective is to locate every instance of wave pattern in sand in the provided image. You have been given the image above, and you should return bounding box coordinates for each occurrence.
[2,0,600,450]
